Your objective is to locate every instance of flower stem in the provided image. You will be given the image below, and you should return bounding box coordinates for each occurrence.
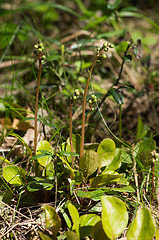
[80,49,103,158]
[34,53,42,155]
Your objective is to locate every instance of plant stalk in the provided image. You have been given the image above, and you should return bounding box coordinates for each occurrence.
[69,101,74,168]
[34,53,42,155]
[80,49,103,158]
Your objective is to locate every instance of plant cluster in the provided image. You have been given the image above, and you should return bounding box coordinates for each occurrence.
[0,0,159,239]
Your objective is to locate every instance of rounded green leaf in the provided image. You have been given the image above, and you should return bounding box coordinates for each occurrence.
[3,165,26,186]
[41,205,61,237]
[66,231,79,240]
[36,140,53,167]
[97,138,116,167]
[67,201,80,237]
[80,214,101,239]
[101,196,128,239]
[79,150,100,179]
[91,221,110,240]
[127,207,156,240]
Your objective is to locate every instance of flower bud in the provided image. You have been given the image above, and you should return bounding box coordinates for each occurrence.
[34,44,38,49]
[75,89,80,96]
[89,99,92,105]
[42,55,46,60]
[73,95,77,100]
[101,54,107,59]
[38,48,42,53]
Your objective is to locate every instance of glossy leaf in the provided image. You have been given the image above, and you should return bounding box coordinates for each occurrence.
[90,172,122,188]
[67,201,80,238]
[127,207,156,240]
[109,87,124,105]
[41,205,61,237]
[106,148,122,171]
[36,140,53,167]
[80,214,101,239]
[79,150,100,179]
[97,138,116,167]
[91,221,110,240]
[3,165,27,186]
[101,196,128,239]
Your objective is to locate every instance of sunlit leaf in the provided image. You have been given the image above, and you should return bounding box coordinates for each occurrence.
[67,202,80,238]
[41,205,61,237]
[127,207,156,240]
[101,196,128,239]
[80,214,101,239]
[97,138,116,167]
[36,140,53,167]
[90,172,122,188]
[79,150,100,179]
[3,165,27,186]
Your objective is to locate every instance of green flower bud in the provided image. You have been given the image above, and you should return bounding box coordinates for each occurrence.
[101,54,107,59]
[103,43,107,48]
[97,47,101,52]
[38,48,42,53]
[96,60,101,64]
[75,89,80,96]
[104,47,109,52]
[39,43,43,48]
[34,44,38,49]
[107,42,114,48]
[92,107,94,111]
[73,95,77,100]
[89,99,92,105]
[42,55,46,60]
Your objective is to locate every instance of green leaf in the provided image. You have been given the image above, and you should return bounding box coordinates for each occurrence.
[67,202,80,238]
[90,172,122,188]
[36,140,53,167]
[3,166,27,186]
[27,177,54,192]
[57,150,79,157]
[97,138,116,167]
[38,230,53,240]
[41,205,61,237]
[156,227,159,240]
[101,196,128,240]
[74,170,83,184]
[70,180,76,196]
[106,148,122,171]
[127,208,156,240]
[91,221,110,240]
[60,207,72,229]
[66,231,79,240]
[79,150,100,179]
[109,87,124,105]
[77,189,105,201]
[136,115,150,140]
[80,214,101,239]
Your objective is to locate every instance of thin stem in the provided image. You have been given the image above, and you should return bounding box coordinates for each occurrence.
[151,163,155,202]
[115,41,132,86]
[119,104,122,139]
[80,49,103,158]
[69,101,74,168]
[34,54,42,155]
